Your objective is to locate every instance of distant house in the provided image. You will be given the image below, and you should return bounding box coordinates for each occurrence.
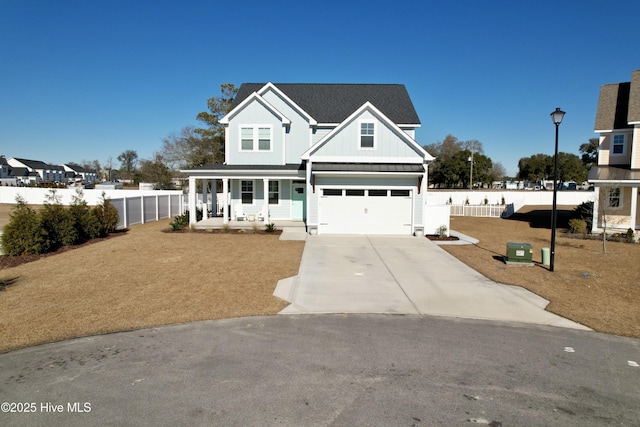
[0,156,18,186]
[183,82,434,235]
[0,156,9,178]
[589,70,640,232]
[7,157,65,183]
[63,163,98,185]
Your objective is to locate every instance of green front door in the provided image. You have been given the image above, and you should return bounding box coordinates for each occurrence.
[291,183,306,221]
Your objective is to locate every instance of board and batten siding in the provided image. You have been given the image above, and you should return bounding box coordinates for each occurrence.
[226,101,285,165]
[311,111,423,159]
[260,89,314,164]
[229,179,293,220]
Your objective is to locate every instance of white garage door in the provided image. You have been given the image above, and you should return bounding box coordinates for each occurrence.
[318,188,413,234]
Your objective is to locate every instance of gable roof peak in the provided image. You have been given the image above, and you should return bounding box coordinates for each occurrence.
[233,83,420,125]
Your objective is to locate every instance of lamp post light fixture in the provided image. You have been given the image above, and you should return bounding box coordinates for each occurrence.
[468,152,474,190]
[549,107,565,272]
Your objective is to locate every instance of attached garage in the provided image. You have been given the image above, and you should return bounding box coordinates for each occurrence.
[318,187,413,234]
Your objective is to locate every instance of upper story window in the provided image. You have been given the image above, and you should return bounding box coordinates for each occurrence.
[240,125,272,151]
[359,121,375,149]
[612,134,625,155]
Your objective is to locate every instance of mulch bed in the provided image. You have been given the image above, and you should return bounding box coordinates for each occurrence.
[164,228,283,235]
[426,235,460,241]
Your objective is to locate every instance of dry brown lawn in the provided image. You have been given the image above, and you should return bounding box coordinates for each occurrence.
[1,203,639,353]
[444,207,640,339]
[0,217,304,352]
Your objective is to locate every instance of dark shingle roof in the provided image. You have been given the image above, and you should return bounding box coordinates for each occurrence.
[629,70,640,123]
[233,83,421,125]
[594,82,631,131]
[13,157,49,170]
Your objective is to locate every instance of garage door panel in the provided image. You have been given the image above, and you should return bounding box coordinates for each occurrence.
[319,188,413,235]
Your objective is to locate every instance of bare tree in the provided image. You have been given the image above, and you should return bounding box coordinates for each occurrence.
[596,185,625,254]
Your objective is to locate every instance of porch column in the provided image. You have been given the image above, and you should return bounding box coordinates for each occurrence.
[591,185,600,233]
[630,186,638,230]
[201,180,208,219]
[211,179,218,216]
[263,178,270,224]
[188,177,197,225]
[222,178,229,224]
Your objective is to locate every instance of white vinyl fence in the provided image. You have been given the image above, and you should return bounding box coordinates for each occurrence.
[449,204,506,217]
[0,187,185,229]
[426,190,595,218]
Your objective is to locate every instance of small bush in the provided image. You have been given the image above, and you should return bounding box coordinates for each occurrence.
[501,196,506,205]
[92,196,119,237]
[40,191,79,249]
[436,225,448,237]
[625,228,635,242]
[170,211,190,231]
[69,194,102,240]
[251,222,260,234]
[265,223,277,233]
[572,201,593,231]
[1,198,48,255]
[568,219,587,235]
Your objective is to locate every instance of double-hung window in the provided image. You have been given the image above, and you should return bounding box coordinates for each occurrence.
[607,187,621,208]
[240,126,272,151]
[612,134,625,155]
[241,180,253,204]
[268,181,279,204]
[359,121,375,149]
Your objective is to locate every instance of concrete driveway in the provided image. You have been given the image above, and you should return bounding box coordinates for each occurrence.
[275,235,589,330]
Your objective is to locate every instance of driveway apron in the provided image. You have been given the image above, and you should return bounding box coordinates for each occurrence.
[276,235,589,330]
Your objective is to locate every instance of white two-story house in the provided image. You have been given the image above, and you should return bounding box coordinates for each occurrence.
[589,70,640,232]
[183,83,434,235]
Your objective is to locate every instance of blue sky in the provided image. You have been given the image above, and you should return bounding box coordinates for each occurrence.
[1,0,638,176]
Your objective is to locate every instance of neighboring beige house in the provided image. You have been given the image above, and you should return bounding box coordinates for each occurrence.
[589,70,640,232]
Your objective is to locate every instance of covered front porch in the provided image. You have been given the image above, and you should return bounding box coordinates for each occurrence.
[589,166,640,232]
[192,217,306,231]
[182,163,307,227]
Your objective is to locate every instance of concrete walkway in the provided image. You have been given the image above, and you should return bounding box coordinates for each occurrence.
[274,235,589,330]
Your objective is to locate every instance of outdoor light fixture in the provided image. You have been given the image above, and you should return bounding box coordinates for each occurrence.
[468,152,474,190]
[549,107,565,272]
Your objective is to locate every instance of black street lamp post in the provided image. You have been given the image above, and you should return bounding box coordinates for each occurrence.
[550,107,565,272]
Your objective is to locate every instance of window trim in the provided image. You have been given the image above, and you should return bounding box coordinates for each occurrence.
[268,180,280,205]
[606,187,622,209]
[358,120,376,150]
[611,134,626,156]
[241,180,254,205]
[239,125,273,152]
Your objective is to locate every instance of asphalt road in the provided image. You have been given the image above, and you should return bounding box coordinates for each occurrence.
[1,315,639,426]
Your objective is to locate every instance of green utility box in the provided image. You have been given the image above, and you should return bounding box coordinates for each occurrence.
[506,242,533,264]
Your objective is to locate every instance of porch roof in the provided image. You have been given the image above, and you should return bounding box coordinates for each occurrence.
[183,163,306,179]
[588,166,640,184]
[312,162,424,173]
